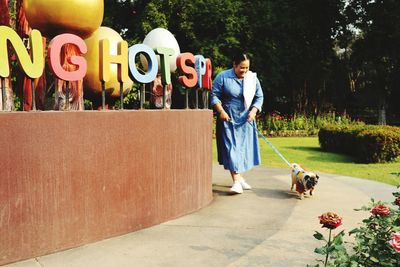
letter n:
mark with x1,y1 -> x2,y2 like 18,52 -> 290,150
0,26 -> 44,78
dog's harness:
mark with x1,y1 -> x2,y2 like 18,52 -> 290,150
294,170 -> 306,188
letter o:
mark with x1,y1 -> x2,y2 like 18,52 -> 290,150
128,44 -> 158,84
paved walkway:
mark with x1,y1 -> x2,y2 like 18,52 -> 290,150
5,165 -> 396,267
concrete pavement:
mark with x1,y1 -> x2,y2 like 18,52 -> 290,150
4,165 -> 397,267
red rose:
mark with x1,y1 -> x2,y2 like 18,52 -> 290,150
389,233 -> 400,253
319,212 -> 343,229
371,205 -> 391,217
394,197 -> 400,207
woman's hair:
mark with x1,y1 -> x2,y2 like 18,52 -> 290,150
233,53 -> 250,65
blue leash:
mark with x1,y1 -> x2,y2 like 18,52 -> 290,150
229,119 -> 292,168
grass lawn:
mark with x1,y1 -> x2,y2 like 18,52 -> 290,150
212,137 -> 400,186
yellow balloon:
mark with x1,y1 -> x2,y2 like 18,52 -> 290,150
84,27 -> 133,98
23,0 -> 104,38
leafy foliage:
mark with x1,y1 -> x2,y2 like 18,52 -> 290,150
309,191 -> 400,266
344,0 -> 400,124
102,0 -> 399,123
319,124 -> 400,163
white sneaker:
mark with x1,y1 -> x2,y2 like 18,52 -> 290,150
230,181 -> 243,194
239,178 -> 252,190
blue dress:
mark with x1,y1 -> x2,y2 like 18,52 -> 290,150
210,68 -> 264,173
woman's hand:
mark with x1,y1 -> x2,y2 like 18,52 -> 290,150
219,110 -> 231,122
247,108 -> 258,122
213,103 -> 230,122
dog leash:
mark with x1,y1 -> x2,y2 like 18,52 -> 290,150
229,119 -> 292,168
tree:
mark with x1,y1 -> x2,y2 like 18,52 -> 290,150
345,0 -> 400,124
243,0 -> 345,115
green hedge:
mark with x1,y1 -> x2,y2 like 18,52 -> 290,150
319,124 -> 400,163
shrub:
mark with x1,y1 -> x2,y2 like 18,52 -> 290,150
356,127 -> 400,163
318,124 -> 365,155
319,124 -> 400,163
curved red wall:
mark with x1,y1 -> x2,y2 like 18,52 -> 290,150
0,110 -> 213,265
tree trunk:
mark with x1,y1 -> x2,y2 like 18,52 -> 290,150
0,0 -> 15,111
16,0 -> 46,111
377,92 -> 386,125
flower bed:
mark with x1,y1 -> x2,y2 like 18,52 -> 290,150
309,188 -> 400,267
257,112 -> 356,137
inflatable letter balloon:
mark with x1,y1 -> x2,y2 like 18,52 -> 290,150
23,0 -> 104,38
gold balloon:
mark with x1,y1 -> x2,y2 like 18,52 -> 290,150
84,27 -> 133,98
23,0 -> 104,38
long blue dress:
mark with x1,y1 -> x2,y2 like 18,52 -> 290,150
210,68 -> 264,173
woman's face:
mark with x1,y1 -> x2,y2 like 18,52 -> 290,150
233,60 -> 250,79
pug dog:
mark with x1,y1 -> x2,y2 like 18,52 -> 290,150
291,163 -> 319,199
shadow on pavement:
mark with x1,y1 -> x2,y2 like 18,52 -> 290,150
252,187 -> 298,200
212,183 -> 300,200
212,184 -> 233,196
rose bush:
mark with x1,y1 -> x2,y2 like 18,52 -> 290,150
309,187 -> 400,267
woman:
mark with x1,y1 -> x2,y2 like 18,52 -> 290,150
211,53 -> 264,194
